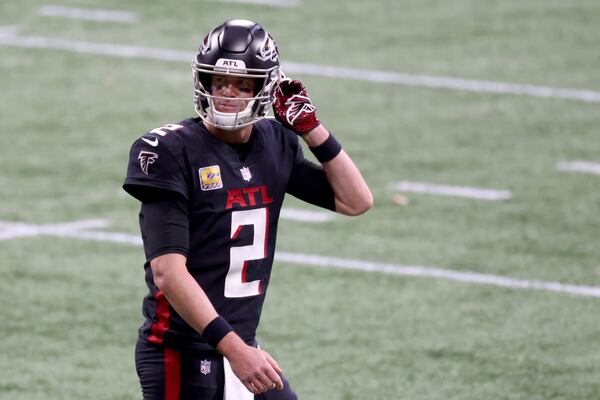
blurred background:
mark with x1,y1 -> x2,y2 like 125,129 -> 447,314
1,1 -> 599,399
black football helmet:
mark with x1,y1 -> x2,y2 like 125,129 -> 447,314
192,19 -> 281,130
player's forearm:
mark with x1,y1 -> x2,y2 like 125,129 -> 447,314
151,253 -> 219,334
303,125 -> 373,216
324,151 -> 373,215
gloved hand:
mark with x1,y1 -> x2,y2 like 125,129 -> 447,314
273,79 -> 320,135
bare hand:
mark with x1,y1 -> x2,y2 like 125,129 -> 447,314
218,333 -> 284,394
227,345 -> 284,394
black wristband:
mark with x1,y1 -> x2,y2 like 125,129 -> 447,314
309,134 -> 342,163
202,316 -> 233,348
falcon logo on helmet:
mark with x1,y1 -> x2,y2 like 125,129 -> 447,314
200,32 -> 212,55
285,94 -> 317,126
138,151 -> 158,175
256,34 -> 279,63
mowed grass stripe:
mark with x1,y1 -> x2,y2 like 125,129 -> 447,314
1,31 -> 599,102
2,219 -> 599,298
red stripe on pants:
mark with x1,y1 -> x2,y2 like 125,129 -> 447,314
164,347 -> 180,400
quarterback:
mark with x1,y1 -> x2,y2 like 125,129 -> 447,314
123,19 -> 372,400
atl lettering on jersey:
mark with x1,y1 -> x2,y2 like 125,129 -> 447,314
226,185 -> 273,209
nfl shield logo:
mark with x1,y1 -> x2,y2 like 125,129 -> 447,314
200,359 -> 211,375
240,166 -> 252,182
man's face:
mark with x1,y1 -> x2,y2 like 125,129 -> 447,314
211,75 -> 256,113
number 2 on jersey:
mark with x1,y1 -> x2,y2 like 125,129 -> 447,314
150,123 -> 183,136
225,208 -> 268,298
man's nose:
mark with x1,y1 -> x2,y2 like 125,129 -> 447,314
222,83 -> 236,96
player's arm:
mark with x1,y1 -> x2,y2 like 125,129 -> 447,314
151,253 -> 217,331
301,124 -> 372,215
151,254 -> 283,392
141,199 -> 283,394
273,79 -> 373,216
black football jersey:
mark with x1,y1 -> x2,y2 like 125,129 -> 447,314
124,117 -> 333,351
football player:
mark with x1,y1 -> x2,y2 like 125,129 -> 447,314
123,19 -> 372,400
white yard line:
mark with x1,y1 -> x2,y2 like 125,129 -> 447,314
282,63 -> 600,102
0,30 -> 599,103
392,181 -> 512,200
0,219 -> 109,240
2,219 -> 599,298
39,5 -> 139,23
0,25 -> 19,36
209,0 -> 299,7
557,161 -> 600,175
0,33 -> 189,60
276,252 -> 600,298
280,208 -> 336,222
58,229 -> 143,246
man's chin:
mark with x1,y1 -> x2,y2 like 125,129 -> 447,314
205,116 -> 241,132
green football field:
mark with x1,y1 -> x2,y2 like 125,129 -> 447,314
2,1 -> 600,399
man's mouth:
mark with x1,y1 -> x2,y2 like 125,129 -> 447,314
215,100 -> 243,112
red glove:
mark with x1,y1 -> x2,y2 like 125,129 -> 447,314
273,79 -> 320,135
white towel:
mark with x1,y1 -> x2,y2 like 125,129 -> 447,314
223,356 -> 253,400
